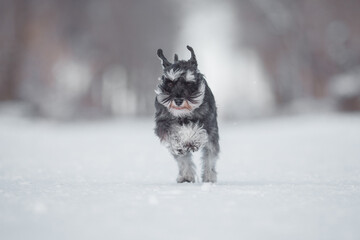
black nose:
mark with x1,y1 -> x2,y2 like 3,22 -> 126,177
174,98 -> 184,106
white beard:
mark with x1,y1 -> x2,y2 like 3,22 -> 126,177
155,81 -> 206,117
168,106 -> 192,117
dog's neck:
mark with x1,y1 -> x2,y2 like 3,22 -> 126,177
177,117 -> 192,125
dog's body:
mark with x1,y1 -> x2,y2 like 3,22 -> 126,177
154,46 -> 219,183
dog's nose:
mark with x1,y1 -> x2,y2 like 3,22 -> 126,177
174,98 -> 184,106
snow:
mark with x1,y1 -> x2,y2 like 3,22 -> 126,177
1,113 -> 360,240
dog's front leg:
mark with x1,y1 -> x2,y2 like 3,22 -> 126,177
201,141 -> 219,183
173,152 -> 196,183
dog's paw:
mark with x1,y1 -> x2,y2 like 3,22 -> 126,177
184,141 -> 201,152
177,175 -> 195,183
202,170 -> 217,183
174,148 -> 186,155
167,140 -> 186,155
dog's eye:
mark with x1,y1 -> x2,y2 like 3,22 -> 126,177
165,79 -> 173,88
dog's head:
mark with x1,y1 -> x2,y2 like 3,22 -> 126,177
155,46 -> 205,117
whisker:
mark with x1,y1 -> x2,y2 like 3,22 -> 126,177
161,95 -> 172,104
188,92 -> 202,104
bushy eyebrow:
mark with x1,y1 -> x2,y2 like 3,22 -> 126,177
164,69 -> 196,82
185,70 -> 196,82
165,69 -> 184,81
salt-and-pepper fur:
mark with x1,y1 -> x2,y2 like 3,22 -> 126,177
154,46 -> 220,183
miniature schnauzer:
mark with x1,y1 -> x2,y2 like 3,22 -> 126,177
154,46 -> 219,183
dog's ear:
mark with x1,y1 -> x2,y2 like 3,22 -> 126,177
157,49 -> 171,69
186,45 -> 197,67
174,54 -> 179,63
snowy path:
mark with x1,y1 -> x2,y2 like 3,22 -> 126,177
1,114 -> 360,240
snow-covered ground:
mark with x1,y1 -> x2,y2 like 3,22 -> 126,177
1,113 -> 360,240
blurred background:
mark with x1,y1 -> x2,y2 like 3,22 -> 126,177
1,0 -> 360,120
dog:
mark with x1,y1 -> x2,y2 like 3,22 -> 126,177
154,46 -> 219,183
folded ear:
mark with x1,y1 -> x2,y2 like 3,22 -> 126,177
174,54 -> 179,63
157,49 -> 171,68
186,45 -> 197,67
